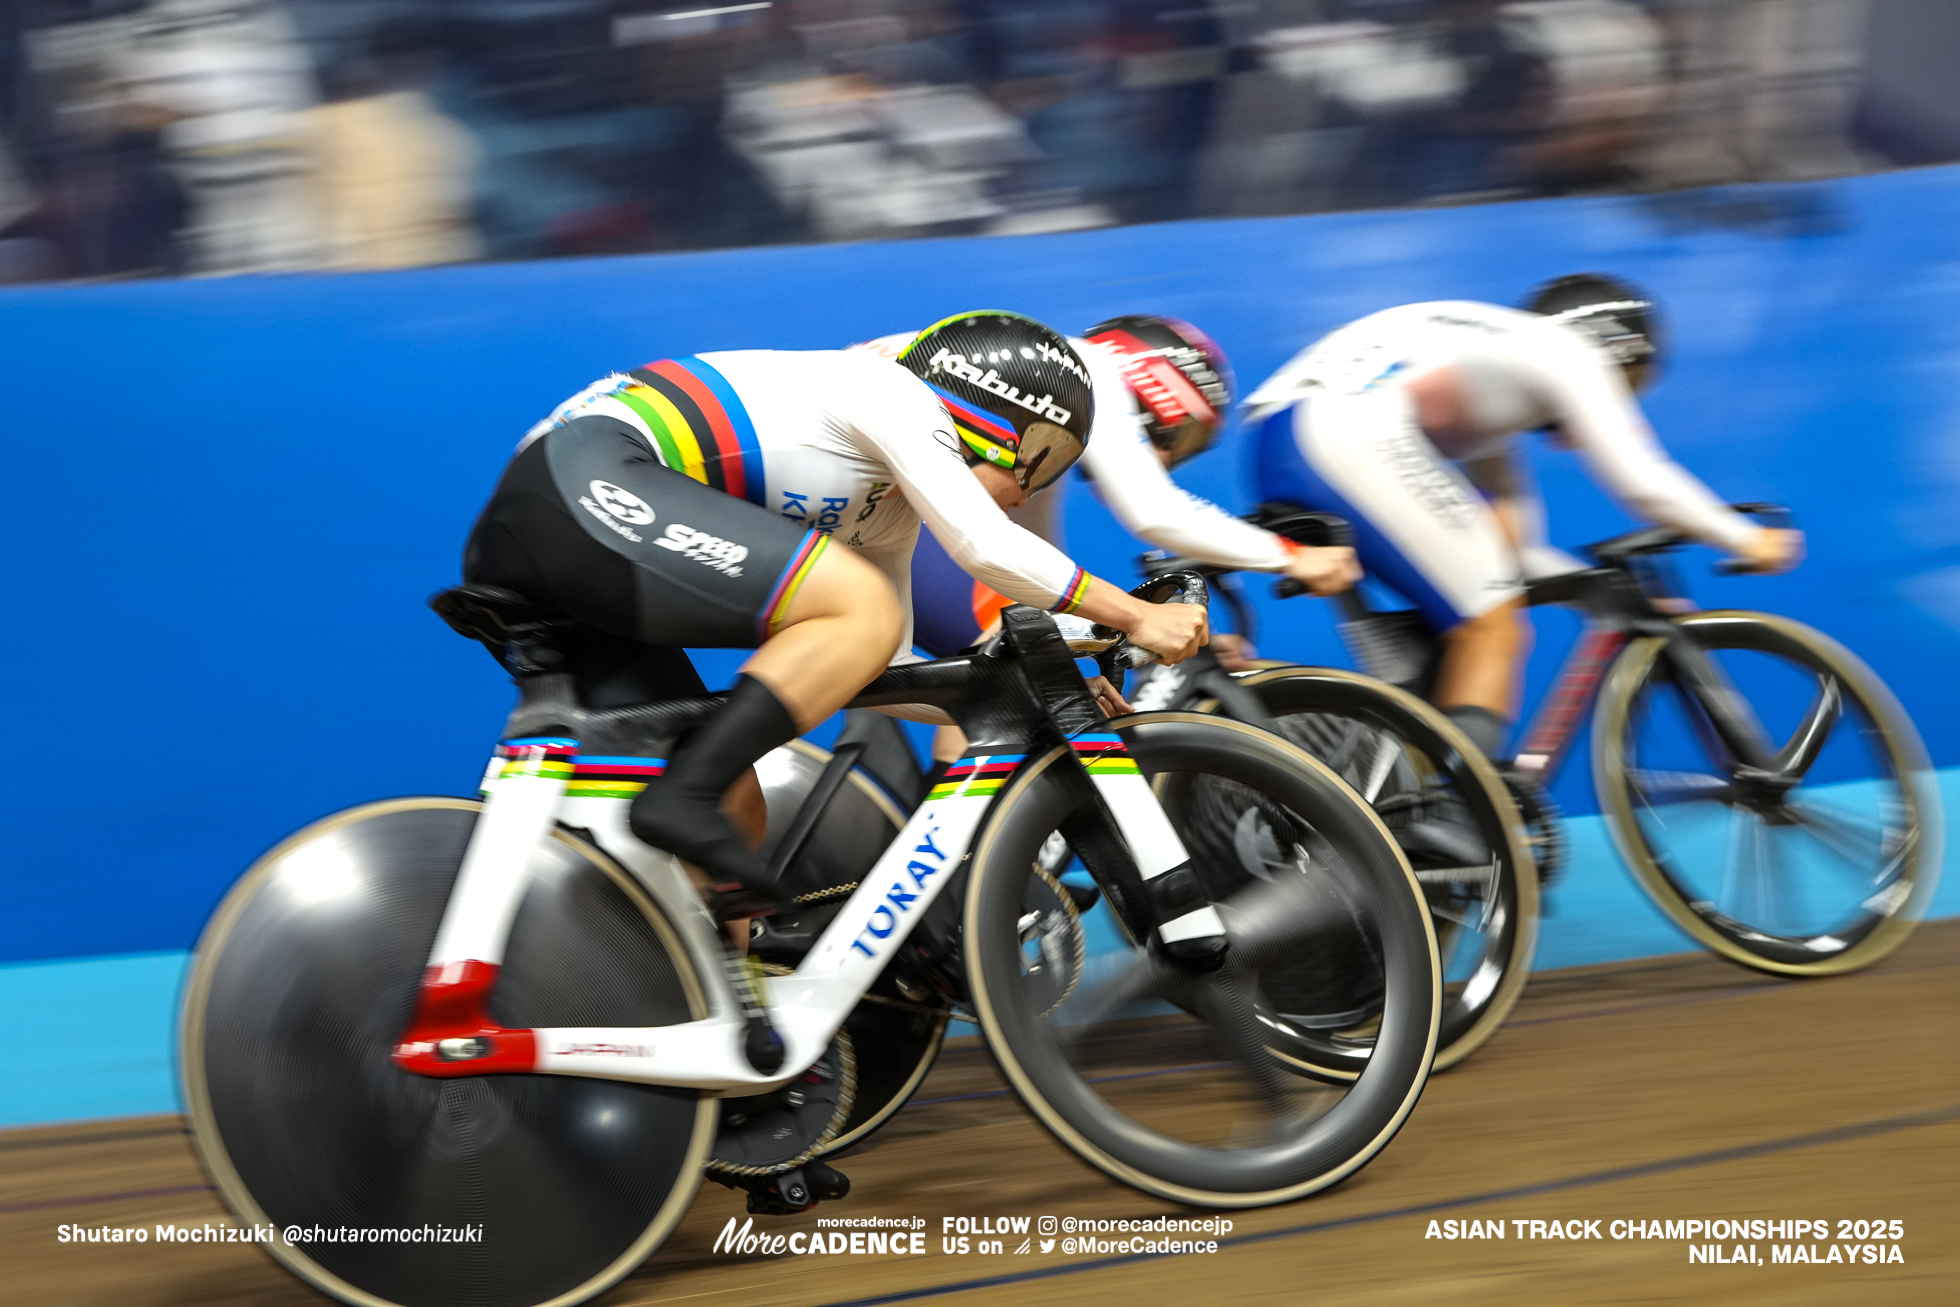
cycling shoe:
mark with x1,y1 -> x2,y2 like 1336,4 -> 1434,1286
630,779 -> 785,918
1393,788 -> 1492,867
627,673 -> 797,919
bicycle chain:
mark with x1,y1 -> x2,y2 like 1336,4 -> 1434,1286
706,961 -> 859,1179
1029,859 -> 1087,1019
790,881 -> 859,906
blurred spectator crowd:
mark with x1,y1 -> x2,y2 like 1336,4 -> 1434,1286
0,0 -> 1951,284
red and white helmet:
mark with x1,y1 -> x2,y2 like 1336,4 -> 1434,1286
1084,315 -> 1234,467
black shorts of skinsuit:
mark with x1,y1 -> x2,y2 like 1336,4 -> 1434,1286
464,415 -> 826,671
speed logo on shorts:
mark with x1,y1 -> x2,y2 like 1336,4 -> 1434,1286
656,523 -> 749,577
589,480 -> 655,525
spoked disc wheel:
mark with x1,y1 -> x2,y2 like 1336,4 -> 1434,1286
1210,668 -> 1536,1073
1595,612 -> 1942,975
181,798 -> 715,1307
965,714 -> 1439,1207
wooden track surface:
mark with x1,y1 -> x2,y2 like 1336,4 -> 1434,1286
6,920 -> 1955,1306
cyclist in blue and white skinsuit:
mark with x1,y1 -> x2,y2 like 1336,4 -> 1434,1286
1248,275 -> 1805,762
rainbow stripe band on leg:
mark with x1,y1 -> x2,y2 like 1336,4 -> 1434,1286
758,530 -> 830,639
927,754 -> 1027,801
1071,732 -> 1141,777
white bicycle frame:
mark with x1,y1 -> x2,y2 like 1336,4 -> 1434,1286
393,730 -> 1213,1095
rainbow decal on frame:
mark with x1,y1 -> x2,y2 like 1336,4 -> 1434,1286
927,754 -> 1026,801
1071,733 -> 1141,777
564,756 -> 667,799
495,737 -> 579,781
480,740 -> 668,799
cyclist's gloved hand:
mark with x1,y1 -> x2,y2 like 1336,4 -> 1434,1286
1121,601 -> 1208,665
1280,545 -> 1362,597
1729,527 -> 1804,575
1210,632 -> 1256,672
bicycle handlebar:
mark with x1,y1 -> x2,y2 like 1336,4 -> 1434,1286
1585,502 -> 1793,567
1092,571 -> 1211,669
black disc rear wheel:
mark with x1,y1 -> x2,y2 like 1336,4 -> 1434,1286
182,798 -> 713,1307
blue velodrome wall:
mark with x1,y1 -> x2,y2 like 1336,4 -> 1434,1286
6,164 -> 1960,1124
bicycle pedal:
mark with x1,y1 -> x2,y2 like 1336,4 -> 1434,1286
1159,934 -> 1228,971
734,1163 -> 849,1216
708,882 -> 784,922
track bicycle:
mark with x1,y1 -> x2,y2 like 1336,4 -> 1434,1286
1113,516 -> 1538,1075
1282,502 -> 1941,975
181,578 -> 1442,1307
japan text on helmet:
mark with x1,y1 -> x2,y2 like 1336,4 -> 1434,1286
1524,273 -> 1663,391
1085,314 -> 1235,467
897,311 -> 1094,492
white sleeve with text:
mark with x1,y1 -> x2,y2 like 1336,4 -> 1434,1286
1515,327 -> 1756,553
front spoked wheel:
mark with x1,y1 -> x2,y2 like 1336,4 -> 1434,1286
182,799 -> 715,1307
1595,612 -> 1942,974
965,714 -> 1439,1207
1225,668 -> 1536,1073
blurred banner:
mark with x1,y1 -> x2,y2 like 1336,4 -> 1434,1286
1,1 -> 1957,284
5,161 -> 1960,964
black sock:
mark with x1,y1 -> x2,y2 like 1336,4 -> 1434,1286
629,674 -> 797,896
1442,705 -> 1509,762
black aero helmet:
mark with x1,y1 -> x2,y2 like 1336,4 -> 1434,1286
1085,314 -> 1234,467
897,311 -> 1094,492
1525,273 -> 1663,391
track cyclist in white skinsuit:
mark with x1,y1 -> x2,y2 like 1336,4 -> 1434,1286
1247,274 -> 1806,766
462,311 -> 1207,918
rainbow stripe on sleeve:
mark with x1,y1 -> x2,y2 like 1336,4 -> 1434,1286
614,357 -> 768,506
926,754 -> 1026,801
1071,733 -> 1141,777
1051,568 -> 1092,614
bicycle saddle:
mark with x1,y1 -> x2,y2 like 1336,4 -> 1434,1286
1245,503 -> 1355,549
430,585 -> 572,645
